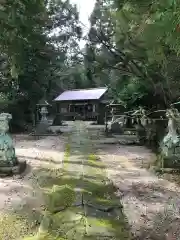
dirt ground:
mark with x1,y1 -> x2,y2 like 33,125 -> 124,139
98,144 -> 180,239
1,122 -> 180,239
0,134 -> 65,239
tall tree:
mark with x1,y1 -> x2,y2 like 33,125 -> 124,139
0,0 -> 83,130
85,0 -> 180,108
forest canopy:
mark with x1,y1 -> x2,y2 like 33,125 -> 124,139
0,0 -> 180,130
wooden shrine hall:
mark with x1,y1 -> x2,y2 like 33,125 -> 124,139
54,87 -> 109,124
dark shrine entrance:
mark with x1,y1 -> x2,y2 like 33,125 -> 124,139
70,103 -> 93,118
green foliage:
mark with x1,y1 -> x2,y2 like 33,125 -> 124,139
0,0 -> 84,131
84,0 -> 180,108
2,0 -> 180,126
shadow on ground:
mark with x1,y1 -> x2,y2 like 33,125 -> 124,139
96,136 -> 180,239
31,165 -> 131,240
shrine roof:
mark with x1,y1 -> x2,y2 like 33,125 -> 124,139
54,87 -> 108,101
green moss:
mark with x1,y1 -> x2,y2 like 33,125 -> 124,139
83,153 -> 130,239
23,233 -> 65,240
46,184 -> 75,212
31,167 -> 62,190
93,197 -> 120,208
86,216 -> 130,239
36,208 -> 86,239
88,154 -> 100,161
63,143 -> 71,170
0,212 -> 36,239
34,168 -> 79,190
88,154 -> 103,167
64,143 -> 70,159
83,182 -> 116,199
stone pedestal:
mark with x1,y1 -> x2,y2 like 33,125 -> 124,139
0,113 -> 26,176
110,116 -> 124,134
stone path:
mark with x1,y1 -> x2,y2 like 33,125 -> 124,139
99,144 -> 180,240
38,121 -> 130,239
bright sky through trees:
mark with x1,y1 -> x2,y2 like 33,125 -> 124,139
70,0 -> 96,47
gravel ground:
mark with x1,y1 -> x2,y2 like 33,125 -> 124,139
2,122 -> 180,240
0,134 -> 65,239
98,144 -> 180,240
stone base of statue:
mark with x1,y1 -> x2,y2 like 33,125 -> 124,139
110,121 -> 124,134
0,159 -> 27,177
109,116 -> 125,134
0,113 -> 26,177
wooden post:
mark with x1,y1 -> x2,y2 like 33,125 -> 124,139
36,106 -> 39,124
96,103 -> 99,124
56,103 -> 59,113
105,107 -> 108,134
32,111 -> 36,128
84,103 -> 86,120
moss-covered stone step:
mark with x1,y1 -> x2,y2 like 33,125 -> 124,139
45,185 -> 76,213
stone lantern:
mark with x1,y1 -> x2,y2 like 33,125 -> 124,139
34,98 -> 52,136
36,99 -> 50,123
